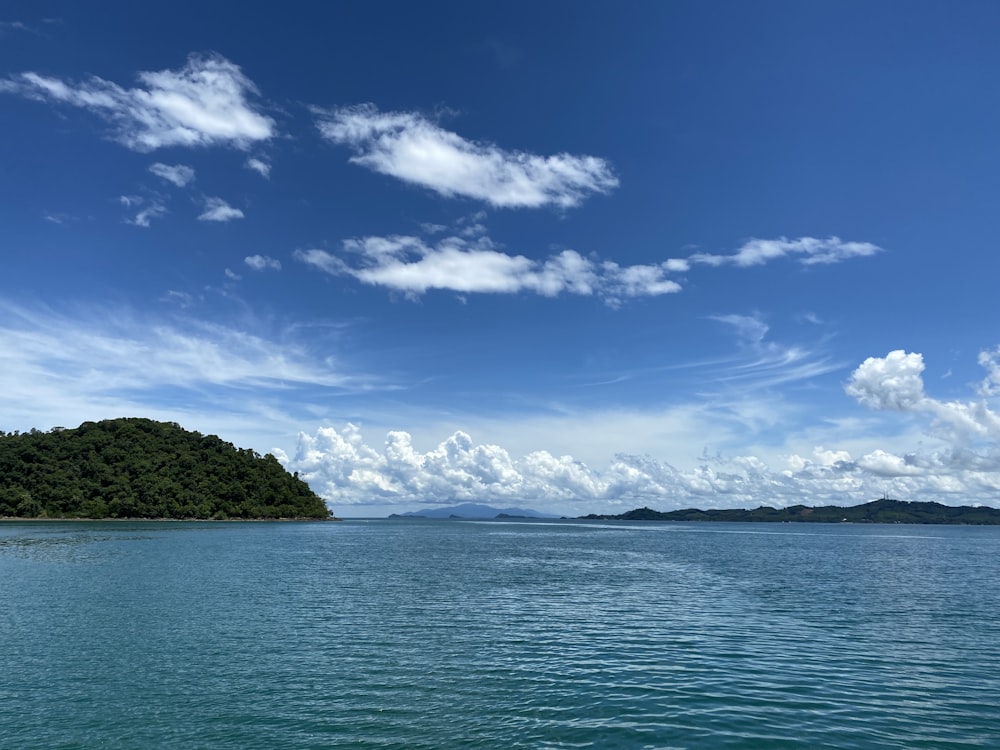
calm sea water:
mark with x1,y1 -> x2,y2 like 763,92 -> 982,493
1,518 -> 998,749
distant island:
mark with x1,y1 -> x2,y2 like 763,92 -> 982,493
389,503 -> 555,520
580,498 -> 1000,525
0,418 -> 330,520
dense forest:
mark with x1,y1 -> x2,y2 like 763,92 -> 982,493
0,418 -> 330,520
581,498 -> 1000,524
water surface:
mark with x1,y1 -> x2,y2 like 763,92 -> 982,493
1,519 -> 997,748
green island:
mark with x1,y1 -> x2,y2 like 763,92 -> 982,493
0,418 -> 330,520
581,498 -> 1000,525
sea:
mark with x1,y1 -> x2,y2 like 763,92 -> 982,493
1,518 -> 998,749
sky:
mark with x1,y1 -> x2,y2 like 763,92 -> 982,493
2,1 -> 1000,517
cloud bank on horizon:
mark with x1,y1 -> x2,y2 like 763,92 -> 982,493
3,4 -> 999,513
277,349 -> 1000,510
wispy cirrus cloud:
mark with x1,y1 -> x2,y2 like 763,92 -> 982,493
198,196 -> 243,222
0,300 -> 349,391
1,53 -> 275,151
314,103 -> 618,208
0,20 -> 30,33
0,299 -> 384,448
705,312 -> 843,392
149,162 -> 195,187
295,225 -> 880,306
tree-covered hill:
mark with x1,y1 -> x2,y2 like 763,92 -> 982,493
0,418 -> 330,520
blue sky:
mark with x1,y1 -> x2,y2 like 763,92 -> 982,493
3,1 -> 1000,516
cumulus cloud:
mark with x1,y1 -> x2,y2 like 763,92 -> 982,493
1,53 -> 275,151
846,350 -> 927,411
295,232 -> 681,304
280,424 -> 611,504
244,254 -> 281,271
149,162 -> 195,187
315,104 -> 618,208
198,197 -> 243,222
277,348 -> 1000,512
271,422 -> 940,511
846,349 -> 1000,443
856,449 -> 923,477
691,236 -> 882,267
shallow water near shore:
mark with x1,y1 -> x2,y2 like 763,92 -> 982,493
2,518 -> 998,749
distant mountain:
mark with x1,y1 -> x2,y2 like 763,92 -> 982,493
389,503 -> 555,519
580,498 -> 1000,525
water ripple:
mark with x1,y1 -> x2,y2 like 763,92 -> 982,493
1,520 -> 999,748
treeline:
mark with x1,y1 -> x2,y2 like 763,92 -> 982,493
581,498 -> 1000,524
0,418 -> 330,520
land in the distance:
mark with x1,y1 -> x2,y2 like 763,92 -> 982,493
0,418 -> 330,520
389,503 -> 556,519
580,498 -> 1000,525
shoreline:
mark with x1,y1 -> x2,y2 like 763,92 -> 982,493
0,516 -> 340,523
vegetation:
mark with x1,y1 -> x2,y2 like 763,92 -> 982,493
0,418 -> 330,520
581,498 -> 1000,524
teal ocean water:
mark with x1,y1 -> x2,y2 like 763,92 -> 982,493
1,519 -> 998,749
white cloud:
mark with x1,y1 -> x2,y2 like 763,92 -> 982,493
846,350 -> 927,411
276,347 -> 1000,514
281,413 -> 1000,514
978,347 -> 1000,397
296,226 -> 880,306
846,349 -> 1000,445
270,423 -> 855,511
149,162 -> 195,187
856,449 -> 923,477
244,254 -> 281,271
199,197 -> 243,222
245,157 -> 270,178
296,232 -> 681,304
710,313 -> 770,345
2,53 -> 275,151
600,261 -> 681,307
0,300 -> 388,452
691,236 -> 882,267
119,195 -> 167,227
129,205 -> 167,228
0,301 -> 349,391
315,104 -> 618,208
280,424 -> 612,504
